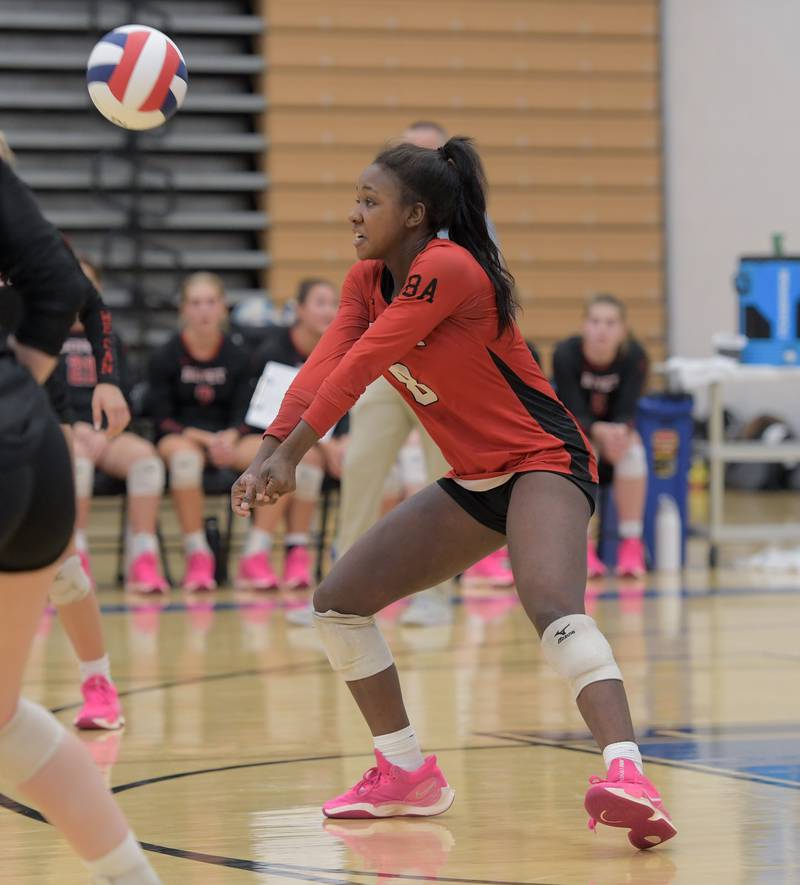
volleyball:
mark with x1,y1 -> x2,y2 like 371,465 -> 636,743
86,25 -> 188,131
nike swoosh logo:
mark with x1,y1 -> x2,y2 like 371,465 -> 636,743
409,781 -> 438,802
600,810 -> 622,824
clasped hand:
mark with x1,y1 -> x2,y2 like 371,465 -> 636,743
231,451 -> 296,516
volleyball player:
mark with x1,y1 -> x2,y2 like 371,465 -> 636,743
232,138 -> 676,849
148,272 -> 270,591
0,157 -> 159,882
553,295 -> 650,578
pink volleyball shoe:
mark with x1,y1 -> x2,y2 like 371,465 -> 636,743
235,552 -> 280,591
182,550 -> 217,593
461,549 -> 514,587
587,540 -> 608,578
616,538 -> 647,578
585,758 -> 677,849
74,675 -> 125,731
323,750 -> 455,819
125,552 -> 169,594
283,545 -> 312,590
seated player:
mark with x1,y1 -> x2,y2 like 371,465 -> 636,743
148,271 -> 273,592
553,294 -> 649,578
241,277 -> 340,589
65,259 -> 169,595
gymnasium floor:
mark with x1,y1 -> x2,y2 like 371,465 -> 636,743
4,492 -> 800,884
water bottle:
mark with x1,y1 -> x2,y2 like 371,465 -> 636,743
655,494 -> 682,572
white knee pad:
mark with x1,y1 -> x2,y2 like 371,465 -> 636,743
127,455 -> 165,496
313,609 -> 394,682
75,456 -> 95,498
0,698 -> 66,789
50,554 -> 91,606
541,614 -> 622,699
382,461 -> 404,498
294,462 -> 323,502
616,440 -> 647,479
169,450 -> 203,490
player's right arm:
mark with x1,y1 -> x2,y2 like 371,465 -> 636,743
147,339 -> 184,437
262,265 -> 372,442
231,265 -> 370,516
552,338 -> 594,432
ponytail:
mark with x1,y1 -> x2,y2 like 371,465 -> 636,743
374,136 -> 519,336
438,138 -> 518,336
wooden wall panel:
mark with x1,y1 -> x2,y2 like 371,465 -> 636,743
263,0 -> 665,373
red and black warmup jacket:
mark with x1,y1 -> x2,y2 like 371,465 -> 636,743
267,238 -> 597,487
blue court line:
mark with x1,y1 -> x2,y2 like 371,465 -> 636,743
89,581 -> 800,616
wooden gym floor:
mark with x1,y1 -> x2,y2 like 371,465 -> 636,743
3,491 -> 800,884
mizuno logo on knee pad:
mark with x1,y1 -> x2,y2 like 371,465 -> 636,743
555,624 -> 576,644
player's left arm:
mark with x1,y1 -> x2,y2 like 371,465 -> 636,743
301,250 -> 472,438
81,290 -> 130,435
248,251 -> 472,507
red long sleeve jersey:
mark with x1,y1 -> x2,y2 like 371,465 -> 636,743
267,239 -> 597,486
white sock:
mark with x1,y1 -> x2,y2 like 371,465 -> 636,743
285,532 -> 309,548
619,520 -> 643,539
85,831 -> 160,884
80,654 -> 111,683
243,529 -> 272,557
184,531 -> 210,556
373,725 -> 425,772
603,741 -> 643,773
128,533 -> 158,560
75,530 -> 89,552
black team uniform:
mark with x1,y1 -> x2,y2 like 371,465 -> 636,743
552,335 -> 648,433
0,159 -> 96,571
147,332 -> 252,441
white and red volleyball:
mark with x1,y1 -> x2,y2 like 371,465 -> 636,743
86,25 -> 188,130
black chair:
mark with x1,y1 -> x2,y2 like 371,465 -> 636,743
314,473 -> 341,583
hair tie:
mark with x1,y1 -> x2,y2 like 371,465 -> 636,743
437,146 -> 455,167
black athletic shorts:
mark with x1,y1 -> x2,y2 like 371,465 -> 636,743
438,470 -> 597,536
44,371 -> 76,425
0,400 -> 75,572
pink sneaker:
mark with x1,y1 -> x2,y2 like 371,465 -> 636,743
585,758 -> 677,849
182,550 -> 217,593
587,540 -> 607,578
236,552 -> 280,591
78,550 -> 96,591
616,538 -> 647,578
461,548 -> 514,587
73,675 -> 125,730
126,552 -> 169,594
283,545 -> 312,590
323,750 -> 455,819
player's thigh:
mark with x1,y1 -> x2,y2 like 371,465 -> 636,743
0,565 -> 57,724
232,432 -> 262,470
506,472 -> 593,634
71,422 -> 109,462
97,432 -> 157,479
157,433 -> 203,462
314,482 -> 502,616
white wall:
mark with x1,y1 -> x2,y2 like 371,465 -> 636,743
664,0 -> 800,421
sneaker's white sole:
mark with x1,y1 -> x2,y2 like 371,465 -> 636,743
323,787 -> 455,819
